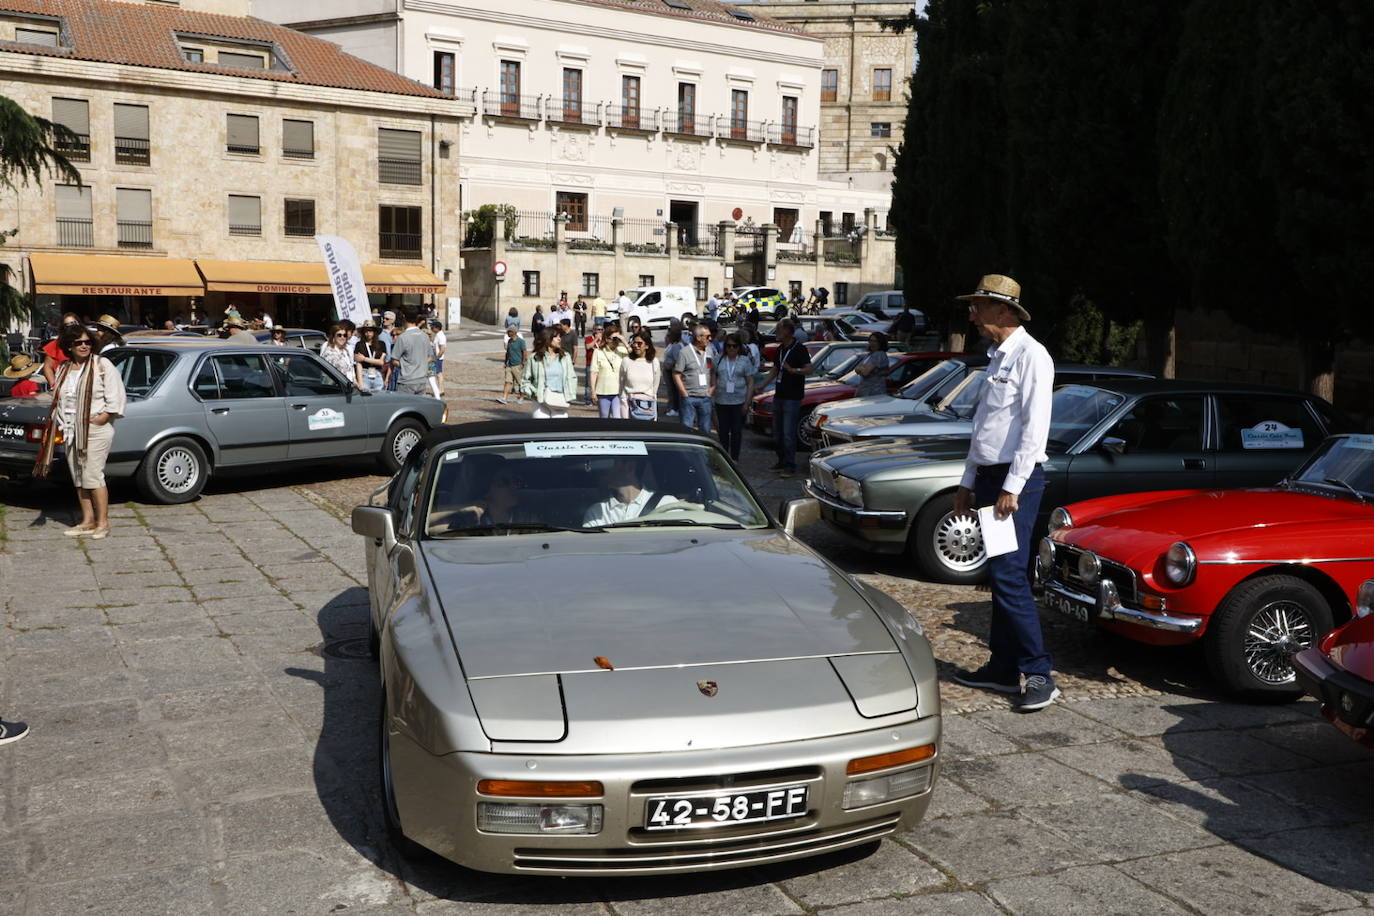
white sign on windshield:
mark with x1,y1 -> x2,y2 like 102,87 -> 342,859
523,440 -> 649,458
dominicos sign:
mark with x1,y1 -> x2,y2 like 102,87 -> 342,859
316,235 -> 370,325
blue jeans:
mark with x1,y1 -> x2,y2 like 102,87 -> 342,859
716,402 -> 745,459
597,394 -> 620,418
773,397 -> 802,470
361,369 -> 383,392
973,464 -> 1051,679
682,396 -> 713,433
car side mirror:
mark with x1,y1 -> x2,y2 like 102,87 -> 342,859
1101,436 -> 1127,455
352,505 -> 397,550
780,497 -> 820,536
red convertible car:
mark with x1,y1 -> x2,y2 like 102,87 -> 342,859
1295,581 -> 1374,749
1038,434 -> 1374,701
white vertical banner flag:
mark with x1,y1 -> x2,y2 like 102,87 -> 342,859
316,235 -> 370,325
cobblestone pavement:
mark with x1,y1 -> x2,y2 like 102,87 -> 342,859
1,333 -> 1371,914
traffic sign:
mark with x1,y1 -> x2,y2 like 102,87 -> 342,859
493,261 -> 508,277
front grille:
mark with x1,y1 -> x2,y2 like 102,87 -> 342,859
810,464 -> 838,496
512,814 -> 899,872
631,766 -> 820,796
1052,545 -> 1138,603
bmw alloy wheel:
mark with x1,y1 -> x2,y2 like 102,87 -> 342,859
156,445 -> 200,494
392,427 -> 422,464
934,510 -> 985,572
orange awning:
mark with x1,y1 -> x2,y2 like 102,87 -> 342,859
196,260 -> 447,295
29,253 -> 204,296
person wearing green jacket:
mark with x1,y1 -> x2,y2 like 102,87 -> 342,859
522,328 -> 578,418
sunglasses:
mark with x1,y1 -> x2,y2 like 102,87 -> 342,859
72,339 -> 93,346
333,332 -> 347,338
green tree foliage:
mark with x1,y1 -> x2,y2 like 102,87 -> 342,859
463,204 -> 519,246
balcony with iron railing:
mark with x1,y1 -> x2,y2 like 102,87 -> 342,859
720,118 -> 767,144
226,141 -> 260,155
282,145 -> 314,160
768,124 -> 815,149
606,105 -> 652,132
284,222 -> 315,238
545,97 -> 600,128
117,220 -> 153,249
56,218 -> 93,248
56,133 -> 91,162
114,136 -> 150,166
664,110 -> 710,139
229,223 -> 262,237
380,232 -> 422,259
484,92 -> 542,121
378,157 -> 423,185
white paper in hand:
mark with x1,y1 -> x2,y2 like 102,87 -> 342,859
977,506 -> 1018,558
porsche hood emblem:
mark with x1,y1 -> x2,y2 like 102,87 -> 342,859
697,680 -> 719,697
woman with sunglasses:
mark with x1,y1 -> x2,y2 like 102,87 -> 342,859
40,312 -> 84,389
37,324 -> 126,538
712,333 -> 756,459
321,323 -> 356,385
590,323 -> 628,418
619,331 -> 661,421
354,322 -> 388,391
521,328 -> 577,418
268,327 -> 289,347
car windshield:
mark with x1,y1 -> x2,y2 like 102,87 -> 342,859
931,369 -> 987,418
1291,435 -> 1374,498
1047,385 -> 1126,449
824,353 -> 864,379
423,439 -> 770,537
105,348 -> 177,398
897,359 -> 963,400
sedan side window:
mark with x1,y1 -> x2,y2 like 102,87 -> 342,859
1215,395 -> 1323,452
1106,396 -> 1205,452
275,353 -> 346,397
193,360 -> 221,400
211,354 -> 276,399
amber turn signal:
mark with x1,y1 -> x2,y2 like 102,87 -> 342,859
476,779 -> 604,798
846,744 -> 935,776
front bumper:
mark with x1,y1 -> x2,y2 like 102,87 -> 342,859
804,482 -> 908,553
1293,648 -> 1374,749
1040,579 -> 1204,634
389,716 -> 941,875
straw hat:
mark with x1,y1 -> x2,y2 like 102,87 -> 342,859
3,354 -> 41,379
223,314 -> 248,329
957,274 -> 1030,321
94,314 -> 124,336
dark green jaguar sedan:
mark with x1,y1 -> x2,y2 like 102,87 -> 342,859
806,380 -> 1353,583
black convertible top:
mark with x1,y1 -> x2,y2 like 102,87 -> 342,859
418,418 -> 718,451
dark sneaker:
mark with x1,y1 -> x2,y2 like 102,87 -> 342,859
951,666 -> 1020,694
0,718 -> 29,746
1018,675 -> 1061,712
778,467 -> 795,478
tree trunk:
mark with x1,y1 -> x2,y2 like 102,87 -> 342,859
1144,307 -> 1176,378
1300,337 -> 1336,403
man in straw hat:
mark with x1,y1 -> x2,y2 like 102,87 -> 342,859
92,315 -> 124,353
221,314 -> 257,345
3,353 -> 43,397
949,274 -> 1060,712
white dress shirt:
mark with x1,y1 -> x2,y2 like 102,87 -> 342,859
582,488 -> 678,526
960,326 -> 1053,496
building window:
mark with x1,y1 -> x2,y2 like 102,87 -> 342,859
219,51 -> 266,70
841,212 -> 856,233
378,128 -> 422,185
226,114 -> 259,155
694,277 -> 709,302
621,75 -> 641,129
51,98 -> 90,162
820,210 -> 833,236
773,208 -> 799,241
434,51 -> 455,96
677,82 -> 696,133
789,280 -> 803,300
15,27 -> 59,47
228,195 -> 261,236
116,187 -> 152,248
873,68 -> 892,102
820,69 -> 838,102
834,281 -> 849,305
638,275 -> 655,288
556,191 -> 588,232
500,60 -> 521,116
113,103 -> 150,166
282,119 -> 314,159
870,122 -> 892,138
562,68 -> 583,122
730,89 -> 748,140
55,184 -> 93,248
581,272 -> 599,297
523,270 -> 540,297
379,205 -> 423,258
780,96 -> 798,146
284,199 -> 315,237
183,47 -> 204,62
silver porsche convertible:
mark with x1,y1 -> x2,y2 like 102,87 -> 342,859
351,418 -> 941,875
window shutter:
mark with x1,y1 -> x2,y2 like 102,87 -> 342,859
113,103 -> 149,139
282,119 -> 313,153
378,128 -> 421,161
226,114 -> 259,149
52,98 -> 89,134
56,185 -> 92,220
228,195 -> 261,228
219,51 -> 266,70
117,188 -> 152,222
15,27 -> 58,47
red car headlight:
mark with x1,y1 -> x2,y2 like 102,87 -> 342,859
1357,578 -> 1374,619
1163,542 -> 1196,587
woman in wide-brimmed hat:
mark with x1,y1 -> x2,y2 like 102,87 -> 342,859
3,354 -> 43,397
36,323 -> 127,539
91,314 -> 125,353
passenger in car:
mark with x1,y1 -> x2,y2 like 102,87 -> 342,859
582,456 -> 678,526
430,455 -> 531,533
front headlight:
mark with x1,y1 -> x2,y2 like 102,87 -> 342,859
1163,542 -> 1196,586
835,475 -> 863,506
1038,538 -> 1056,573
1077,550 -> 1101,586
814,413 -> 828,428
477,803 -> 603,835
1356,579 -> 1374,618
1048,507 -> 1072,533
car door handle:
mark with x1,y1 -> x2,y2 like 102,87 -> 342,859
291,403 -> 309,410
1182,458 -> 1206,470
210,407 -> 230,415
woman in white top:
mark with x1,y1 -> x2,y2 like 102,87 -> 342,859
619,331 -> 662,421
321,324 -> 356,384
39,324 -> 127,538
590,323 -> 629,418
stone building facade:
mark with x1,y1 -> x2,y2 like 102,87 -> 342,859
0,0 -> 467,328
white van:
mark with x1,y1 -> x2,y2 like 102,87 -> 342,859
609,287 -> 698,328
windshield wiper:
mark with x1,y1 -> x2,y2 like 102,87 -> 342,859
432,522 -> 593,537
1322,476 -> 1368,503
599,518 -> 744,529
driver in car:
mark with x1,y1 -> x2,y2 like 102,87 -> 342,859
582,456 -> 678,526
